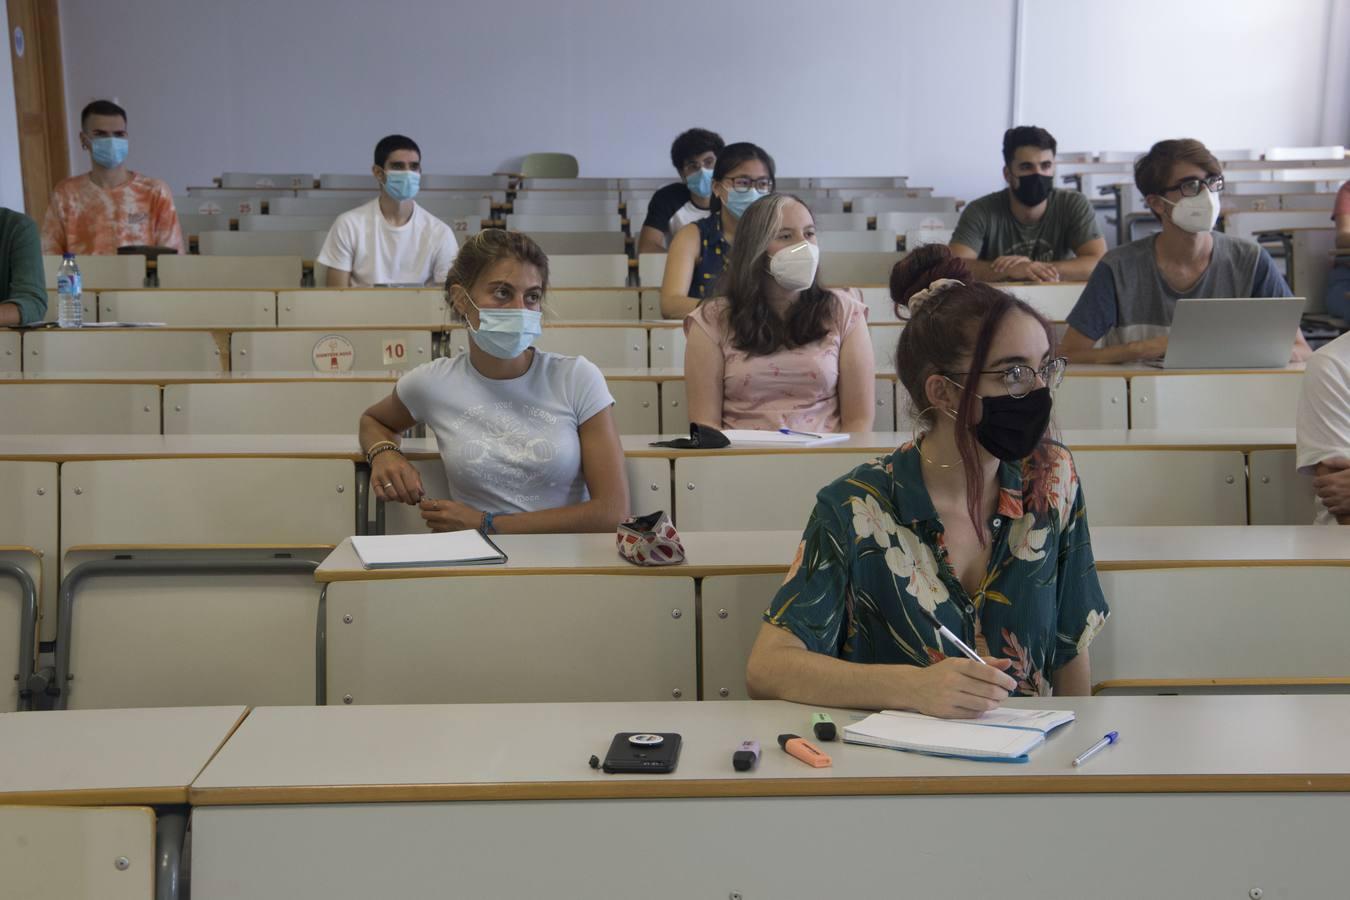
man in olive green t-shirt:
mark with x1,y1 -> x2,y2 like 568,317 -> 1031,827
1,207 -> 48,325
950,126 -> 1106,284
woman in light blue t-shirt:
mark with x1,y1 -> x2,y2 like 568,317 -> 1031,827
358,230 -> 630,535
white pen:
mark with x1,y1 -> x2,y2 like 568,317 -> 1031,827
916,605 -> 987,666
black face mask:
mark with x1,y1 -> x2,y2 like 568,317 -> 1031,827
975,387 -> 1053,461
1011,173 -> 1053,207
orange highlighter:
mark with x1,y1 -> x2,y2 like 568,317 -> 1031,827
778,733 -> 832,768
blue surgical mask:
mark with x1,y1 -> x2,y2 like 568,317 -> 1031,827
90,136 -> 129,169
685,166 -> 713,199
464,294 -> 542,359
383,170 -> 420,202
723,187 -> 765,219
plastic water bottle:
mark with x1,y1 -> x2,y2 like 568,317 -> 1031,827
56,253 -> 83,328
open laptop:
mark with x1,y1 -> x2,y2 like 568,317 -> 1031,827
1147,296 -> 1306,368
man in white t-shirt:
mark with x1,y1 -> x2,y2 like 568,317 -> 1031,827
1296,331 -> 1350,524
318,134 -> 458,287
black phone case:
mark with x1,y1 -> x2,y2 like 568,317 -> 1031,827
601,732 -> 682,774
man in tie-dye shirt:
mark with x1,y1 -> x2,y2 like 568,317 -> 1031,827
42,99 -> 183,256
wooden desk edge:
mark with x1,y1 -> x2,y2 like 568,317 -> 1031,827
0,786 -> 188,807
188,772 -> 1350,806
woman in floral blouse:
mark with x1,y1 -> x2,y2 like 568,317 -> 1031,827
746,244 -> 1109,718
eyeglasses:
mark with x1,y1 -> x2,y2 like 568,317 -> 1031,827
947,357 -> 1067,398
1161,174 -> 1224,197
723,176 -> 775,194
679,158 -> 714,176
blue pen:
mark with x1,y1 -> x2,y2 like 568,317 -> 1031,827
779,428 -> 824,439
1071,731 -> 1119,767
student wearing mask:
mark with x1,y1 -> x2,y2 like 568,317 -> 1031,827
746,245 -> 1108,716
42,100 -> 183,255
950,126 -> 1104,284
358,230 -> 628,534
684,194 -> 875,433
636,128 -> 724,254
0,208 -> 46,326
1062,139 -> 1312,364
319,134 -> 458,287
660,142 -> 775,319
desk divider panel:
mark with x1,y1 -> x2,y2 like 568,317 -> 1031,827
231,329 -> 433,373
276,290 -> 450,328
606,381 -> 661,434
546,290 -> 641,320
673,452 -> 882,530
0,329 -> 19,374
701,573 -> 788,700
23,330 -> 225,374
156,255 -> 304,290
446,326 -> 649,368
0,383 -> 161,435
99,290 -> 277,328
1091,565 -> 1350,684
324,574 -> 696,704
1071,449 -> 1249,525
163,381 -> 394,435
1131,374 -> 1304,430
0,806 -> 155,900
1248,449 -> 1319,525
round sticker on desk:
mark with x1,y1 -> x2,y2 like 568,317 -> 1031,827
312,334 -> 355,372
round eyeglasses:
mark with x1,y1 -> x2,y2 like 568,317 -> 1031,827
947,357 -> 1067,398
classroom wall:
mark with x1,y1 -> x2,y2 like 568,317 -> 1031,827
53,0 -> 1350,204
0,4 -> 24,210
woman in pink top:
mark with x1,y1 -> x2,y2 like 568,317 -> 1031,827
684,193 -> 875,433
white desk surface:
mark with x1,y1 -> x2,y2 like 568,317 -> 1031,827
190,696 -> 1350,806
0,433 -> 366,460
317,526 -> 1349,582
622,429 -> 1296,456
0,705 -> 248,805
317,530 -> 802,581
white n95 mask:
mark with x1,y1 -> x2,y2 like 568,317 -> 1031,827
1161,189 -> 1220,234
768,240 -> 820,291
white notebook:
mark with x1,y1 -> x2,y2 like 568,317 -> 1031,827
351,530 -> 507,569
722,429 -> 850,446
843,707 -> 1075,762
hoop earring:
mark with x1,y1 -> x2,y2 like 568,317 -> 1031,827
912,406 -> 962,469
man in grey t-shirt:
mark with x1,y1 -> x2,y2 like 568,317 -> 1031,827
950,125 -> 1105,284
1062,138 -> 1311,364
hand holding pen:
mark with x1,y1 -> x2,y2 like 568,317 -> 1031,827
911,605 -> 1017,718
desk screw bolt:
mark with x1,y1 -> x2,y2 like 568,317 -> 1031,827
671,688 -> 682,698
343,694 -> 353,704
670,609 -> 682,619
114,857 -> 130,871
342,615 -> 353,624
730,893 -> 742,900
1249,890 -> 1263,900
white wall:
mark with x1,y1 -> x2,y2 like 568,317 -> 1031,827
56,0 -> 1350,202
0,4 -> 25,211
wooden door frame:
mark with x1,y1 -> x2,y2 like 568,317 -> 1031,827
7,0 -> 68,222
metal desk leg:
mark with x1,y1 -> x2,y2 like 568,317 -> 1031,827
156,808 -> 188,900
0,562 -> 38,711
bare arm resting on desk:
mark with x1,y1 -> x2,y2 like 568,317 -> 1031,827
360,390 -> 425,505
325,267 -> 354,287
745,621 -> 1017,719
950,241 -> 1063,284
660,222 -> 703,319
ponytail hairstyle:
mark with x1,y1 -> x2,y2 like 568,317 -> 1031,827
889,244 -> 1056,544
445,229 -> 550,320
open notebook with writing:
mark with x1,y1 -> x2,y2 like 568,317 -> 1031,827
843,707 -> 1075,762
351,530 -> 507,569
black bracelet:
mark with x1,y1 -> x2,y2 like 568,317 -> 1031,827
368,445 -> 404,464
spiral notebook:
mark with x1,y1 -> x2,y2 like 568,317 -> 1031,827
842,707 -> 1075,762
